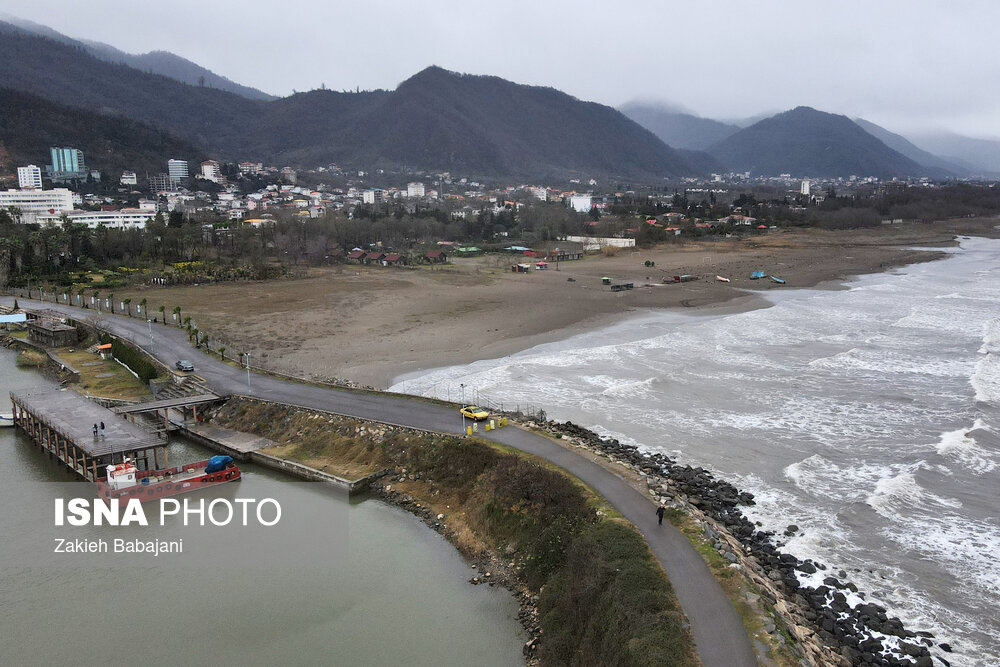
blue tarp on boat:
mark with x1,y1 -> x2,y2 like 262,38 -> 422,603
750,271 -> 766,279
205,455 -> 234,473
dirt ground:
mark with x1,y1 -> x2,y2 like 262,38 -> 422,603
116,218 -> 1000,388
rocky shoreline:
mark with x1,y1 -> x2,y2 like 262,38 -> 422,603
538,419 -> 952,667
368,481 -> 543,664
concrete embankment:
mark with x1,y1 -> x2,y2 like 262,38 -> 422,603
172,413 -> 389,496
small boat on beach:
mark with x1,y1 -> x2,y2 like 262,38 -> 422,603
0,413 -> 13,428
716,275 -> 730,283
769,275 -> 786,284
750,271 -> 766,280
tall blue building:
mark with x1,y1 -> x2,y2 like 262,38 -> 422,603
46,147 -> 87,181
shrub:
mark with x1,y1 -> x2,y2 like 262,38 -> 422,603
539,522 -> 697,667
110,339 -> 158,382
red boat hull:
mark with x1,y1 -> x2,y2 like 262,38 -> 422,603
95,458 -> 241,502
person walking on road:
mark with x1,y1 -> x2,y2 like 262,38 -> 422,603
656,505 -> 665,525
99,421 -> 105,438
93,423 -> 98,438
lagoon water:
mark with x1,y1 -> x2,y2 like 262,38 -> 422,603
394,236 -> 1000,666
0,349 -> 523,665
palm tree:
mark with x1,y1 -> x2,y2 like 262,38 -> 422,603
139,298 -> 147,318
107,293 -> 115,314
158,305 -> 165,324
218,346 -> 226,361
173,306 -> 181,327
123,298 -> 132,317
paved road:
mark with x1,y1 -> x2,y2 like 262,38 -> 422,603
8,297 -> 757,667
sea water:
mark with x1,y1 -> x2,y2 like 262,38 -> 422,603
394,236 -> 1000,666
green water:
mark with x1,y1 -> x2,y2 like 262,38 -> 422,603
0,347 -> 524,666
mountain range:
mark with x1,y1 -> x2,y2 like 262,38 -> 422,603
0,15 -> 994,181
0,13 -> 275,101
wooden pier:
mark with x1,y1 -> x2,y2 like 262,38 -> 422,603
9,388 -> 167,482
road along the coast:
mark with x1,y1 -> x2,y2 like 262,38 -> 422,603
5,298 -> 756,667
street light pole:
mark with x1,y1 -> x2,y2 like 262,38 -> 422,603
147,319 -> 153,347
244,352 -> 252,395
460,383 -> 466,433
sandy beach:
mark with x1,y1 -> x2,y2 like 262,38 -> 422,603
116,218 -> 1000,388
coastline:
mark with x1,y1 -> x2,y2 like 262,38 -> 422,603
105,218 -> 999,390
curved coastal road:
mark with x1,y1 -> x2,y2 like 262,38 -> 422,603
7,297 -> 756,667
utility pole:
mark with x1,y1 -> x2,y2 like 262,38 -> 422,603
244,352 -> 252,395
147,319 -> 153,347
460,383 -> 466,433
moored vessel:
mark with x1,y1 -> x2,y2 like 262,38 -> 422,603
95,455 -> 241,502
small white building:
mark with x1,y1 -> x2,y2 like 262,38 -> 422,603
17,165 -> 42,190
406,182 -> 425,198
567,194 -> 592,213
362,189 -> 383,205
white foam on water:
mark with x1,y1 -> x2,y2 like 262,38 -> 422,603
934,420 -> 998,474
865,467 -> 963,519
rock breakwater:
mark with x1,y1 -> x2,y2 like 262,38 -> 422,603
537,420 -> 950,667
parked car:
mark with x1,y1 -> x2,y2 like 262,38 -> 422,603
460,405 -> 489,421
175,360 -> 195,372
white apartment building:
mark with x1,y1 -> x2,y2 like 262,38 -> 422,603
801,179 -> 811,196
0,188 -> 75,221
37,209 -> 153,229
527,186 -> 547,201
200,160 -> 221,183
17,165 -> 43,189
406,182 -> 425,198
362,189 -> 383,204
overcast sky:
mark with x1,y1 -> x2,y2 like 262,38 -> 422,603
3,1 -> 997,138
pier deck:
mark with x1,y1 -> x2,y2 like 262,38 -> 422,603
9,388 -> 167,481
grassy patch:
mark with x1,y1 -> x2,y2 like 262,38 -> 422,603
59,349 -> 152,401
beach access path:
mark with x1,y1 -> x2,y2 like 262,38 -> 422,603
5,297 -> 756,667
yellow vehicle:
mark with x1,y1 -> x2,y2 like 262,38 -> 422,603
460,405 -> 489,421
